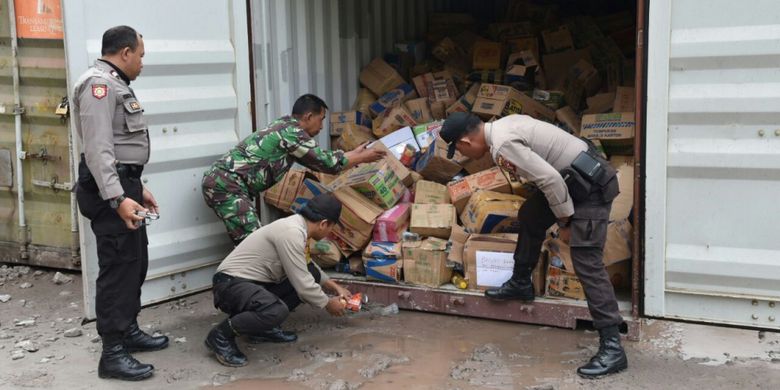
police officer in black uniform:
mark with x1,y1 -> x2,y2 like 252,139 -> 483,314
73,25 -> 167,381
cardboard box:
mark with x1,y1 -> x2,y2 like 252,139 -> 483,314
410,204 -> 456,239
584,92 -> 616,114
447,166 -> 512,214
446,82 -> 481,115
374,105 -> 417,138
363,242 -> 403,283
472,84 -> 555,122
507,36 -> 540,63
555,106 -> 582,135
369,83 -> 417,117
404,98 -> 433,124
542,26 -> 575,53
331,186 -> 384,250
542,48 -> 592,91
462,233 -> 543,295
430,101 -> 447,120
414,180 -> 450,204
373,203 -> 411,243
487,21 -> 534,44
613,86 -> 635,112
369,143 -> 413,187
360,58 -> 407,97
580,112 -> 635,148
472,41 -> 502,70
546,265 -> 585,300
460,190 -> 526,234
290,178 -> 330,213
411,121 -> 443,150
394,41 -> 426,65
429,79 -> 457,105
377,126 -> 420,161
432,37 -> 465,64
610,161 -> 634,221
309,239 -> 342,269
352,88 -> 377,116
461,152 -> 496,174
330,160 -> 405,209
532,89 -> 565,111
402,237 -> 452,287
330,111 -> 372,136
545,219 -> 632,272
564,60 -> 602,111
447,224 -> 470,267
505,51 -> 538,92
414,137 -> 464,184
338,124 -> 376,152
264,168 -> 309,211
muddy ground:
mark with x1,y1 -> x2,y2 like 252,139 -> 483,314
1,264 -> 779,389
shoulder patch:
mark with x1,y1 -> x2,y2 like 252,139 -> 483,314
92,84 -> 108,99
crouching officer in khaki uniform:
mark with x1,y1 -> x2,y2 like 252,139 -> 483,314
440,112 -> 627,378
205,193 -> 351,367
73,26 -> 168,381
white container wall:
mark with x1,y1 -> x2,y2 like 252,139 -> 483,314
645,0 -> 780,329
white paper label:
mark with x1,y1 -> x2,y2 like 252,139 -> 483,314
475,250 -> 514,287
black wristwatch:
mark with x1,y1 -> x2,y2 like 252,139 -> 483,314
109,194 -> 127,209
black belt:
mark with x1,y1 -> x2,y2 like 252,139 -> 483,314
116,163 -> 143,179
213,272 -> 235,285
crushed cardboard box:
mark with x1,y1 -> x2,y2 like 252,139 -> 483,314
405,97 -> 433,124
410,203 -> 456,239
462,233 -> 544,296
402,237 -> 452,287
264,168 -> 311,211
447,224 -> 470,267
460,190 -> 526,234
542,25 -> 575,53
338,124 -> 376,152
330,186 -> 384,252
473,83 -> 555,122
472,40 -> 503,70
412,121 -> 443,150
374,105 -> 418,138
613,86 -> 635,113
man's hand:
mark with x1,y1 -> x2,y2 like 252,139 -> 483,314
344,142 -> 386,167
117,197 -> 147,230
557,225 -> 571,244
323,280 -> 351,299
142,186 -> 159,214
325,296 -> 347,317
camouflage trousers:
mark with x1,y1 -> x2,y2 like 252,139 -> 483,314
201,167 -> 261,244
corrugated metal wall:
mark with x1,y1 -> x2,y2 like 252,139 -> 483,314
645,0 -> 780,329
0,3 -> 75,268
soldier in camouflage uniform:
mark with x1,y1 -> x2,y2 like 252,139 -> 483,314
202,94 -> 384,244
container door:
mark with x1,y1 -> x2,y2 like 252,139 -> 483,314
62,0 -> 252,319
645,0 -> 780,329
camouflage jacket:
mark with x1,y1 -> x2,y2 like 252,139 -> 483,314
211,116 -> 346,195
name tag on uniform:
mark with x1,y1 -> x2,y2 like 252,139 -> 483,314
130,101 -> 140,111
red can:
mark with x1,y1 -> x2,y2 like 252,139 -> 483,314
345,292 -> 363,312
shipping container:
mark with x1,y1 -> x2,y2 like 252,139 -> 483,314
0,0 -> 776,334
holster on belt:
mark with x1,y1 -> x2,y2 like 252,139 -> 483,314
562,145 -> 619,203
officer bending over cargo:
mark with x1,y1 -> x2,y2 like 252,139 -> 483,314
440,112 -> 627,378
201,94 -> 384,245
205,193 -> 351,367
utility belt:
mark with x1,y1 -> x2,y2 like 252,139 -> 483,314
76,153 -> 144,193
560,139 -> 619,203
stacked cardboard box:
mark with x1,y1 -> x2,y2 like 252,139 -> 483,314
264,5 -> 635,298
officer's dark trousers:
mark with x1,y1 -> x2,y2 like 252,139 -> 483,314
212,263 -> 322,335
76,160 -> 148,338
513,179 -> 623,329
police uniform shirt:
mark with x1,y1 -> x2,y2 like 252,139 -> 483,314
72,59 -> 149,200
485,114 -> 588,219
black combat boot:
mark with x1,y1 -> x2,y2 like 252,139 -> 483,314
98,334 -> 155,381
247,327 -> 298,344
577,325 -> 628,378
205,319 -> 248,367
484,277 -> 535,301
123,321 -> 169,352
